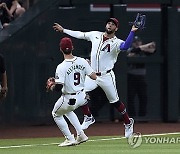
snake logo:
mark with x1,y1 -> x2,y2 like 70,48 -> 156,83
128,132 -> 142,148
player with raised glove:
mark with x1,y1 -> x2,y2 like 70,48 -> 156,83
130,13 -> 146,30
53,14 -> 147,138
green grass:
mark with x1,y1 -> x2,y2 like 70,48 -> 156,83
0,134 -> 179,154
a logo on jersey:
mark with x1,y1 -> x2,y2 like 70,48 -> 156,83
55,73 -> 59,79
101,44 -> 110,52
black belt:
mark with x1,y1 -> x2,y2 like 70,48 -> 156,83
65,89 -> 84,95
96,69 -> 111,76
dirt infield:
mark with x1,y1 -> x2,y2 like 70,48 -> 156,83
0,121 -> 180,139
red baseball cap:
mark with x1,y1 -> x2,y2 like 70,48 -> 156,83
106,18 -> 119,27
60,37 -> 73,51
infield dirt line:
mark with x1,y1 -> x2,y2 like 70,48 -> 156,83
0,132 -> 179,149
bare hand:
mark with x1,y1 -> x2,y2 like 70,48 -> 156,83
131,25 -> 138,32
53,23 -> 64,33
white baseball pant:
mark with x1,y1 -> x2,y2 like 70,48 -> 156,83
84,70 -> 119,103
52,90 -> 87,117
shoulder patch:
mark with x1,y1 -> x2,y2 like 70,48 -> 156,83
55,73 -> 59,79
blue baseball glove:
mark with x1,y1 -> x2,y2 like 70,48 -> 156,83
130,13 -> 146,30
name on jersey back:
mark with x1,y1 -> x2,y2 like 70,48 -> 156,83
67,64 -> 85,75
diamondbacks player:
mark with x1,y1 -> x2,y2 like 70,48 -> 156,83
53,18 -> 139,138
46,37 -> 99,146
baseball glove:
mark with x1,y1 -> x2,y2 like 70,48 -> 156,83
130,13 -> 146,30
46,77 -> 55,92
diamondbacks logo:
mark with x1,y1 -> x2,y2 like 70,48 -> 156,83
128,132 -> 142,148
101,44 -> 110,52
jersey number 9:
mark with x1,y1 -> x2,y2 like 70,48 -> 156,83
74,72 -> 80,86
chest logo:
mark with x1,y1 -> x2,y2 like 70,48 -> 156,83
101,44 -> 110,52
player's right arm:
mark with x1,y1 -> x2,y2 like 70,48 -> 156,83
89,72 -> 102,84
89,72 -> 97,80
46,64 -> 64,92
83,58 -> 102,82
53,23 -> 86,39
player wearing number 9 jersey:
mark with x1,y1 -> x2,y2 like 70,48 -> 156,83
50,37 -> 99,147
53,17 -> 140,138
55,55 -> 93,94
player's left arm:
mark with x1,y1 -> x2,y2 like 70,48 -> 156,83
120,13 -> 146,50
120,30 -> 135,51
120,25 -> 139,51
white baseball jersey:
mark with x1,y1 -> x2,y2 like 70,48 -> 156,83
52,56 -> 94,116
64,29 -> 124,72
63,29 -> 125,103
55,56 -> 94,94
84,31 -> 124,72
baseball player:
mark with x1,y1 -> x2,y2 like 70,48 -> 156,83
53,17 -> 142,138
46,37 -> 99,146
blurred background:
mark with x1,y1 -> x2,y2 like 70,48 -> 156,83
0,0 -> 179,126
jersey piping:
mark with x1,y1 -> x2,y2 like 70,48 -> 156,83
54,96 -> 65,116
109,72 -> 119,100
96,33 -> 104,72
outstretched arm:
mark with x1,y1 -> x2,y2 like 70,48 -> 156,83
120,12 -> 146,51
53,23 -> 85,39
120,25 -> 138,50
